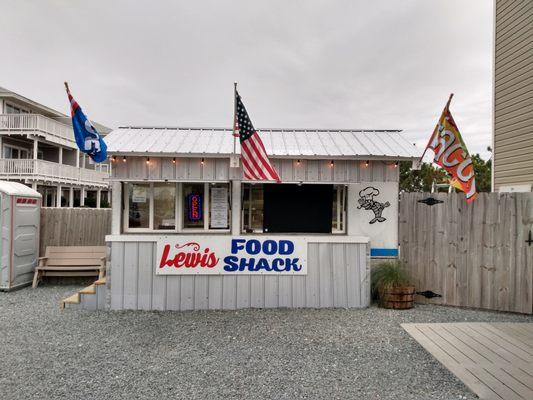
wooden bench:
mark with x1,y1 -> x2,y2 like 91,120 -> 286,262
32,246 -> 106,288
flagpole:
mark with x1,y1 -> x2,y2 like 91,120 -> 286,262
420,93 -> 454,162
233,82 -> 238,154
64,81 -> 70,93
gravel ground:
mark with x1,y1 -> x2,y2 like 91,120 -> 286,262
1,285 -> 532,400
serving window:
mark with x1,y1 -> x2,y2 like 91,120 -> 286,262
124,182 -> 230,232
242,183 -> 346,234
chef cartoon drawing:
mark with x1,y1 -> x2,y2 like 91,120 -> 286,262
357,186 -> 390,224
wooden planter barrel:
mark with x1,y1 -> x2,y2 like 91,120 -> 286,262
380,286 -> 416,309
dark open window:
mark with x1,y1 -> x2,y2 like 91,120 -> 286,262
263,184 -> 333,233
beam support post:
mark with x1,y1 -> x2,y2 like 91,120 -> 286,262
33,138 -> 38,160
96,188 -> 101,209
111,182 -> 121,234
56,185 -> 62,208
69,187 -> 74,207
231,180 -> 241,235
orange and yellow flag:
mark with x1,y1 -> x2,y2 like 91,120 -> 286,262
424,95 -> 477,202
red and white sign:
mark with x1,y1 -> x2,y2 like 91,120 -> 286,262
15,197 -> 39,206
156,236 -> 307,275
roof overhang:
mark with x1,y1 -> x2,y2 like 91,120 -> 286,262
105,127 -> 422,160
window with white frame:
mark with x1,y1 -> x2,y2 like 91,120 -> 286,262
127,183 -> 150,229
242,183 -> 346,234
3,144 -> 31,159
154,183 -> 176,230
182,183 -> 205,229
5,103 -> 30,114
331,185 -> 347,233
124,182 -> 231,232
242,184 -> 264,233
208,183 -> 230,229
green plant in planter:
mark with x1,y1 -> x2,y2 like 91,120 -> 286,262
371,260 -> 415,308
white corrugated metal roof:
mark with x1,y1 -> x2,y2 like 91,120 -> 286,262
105,127 -> 421,159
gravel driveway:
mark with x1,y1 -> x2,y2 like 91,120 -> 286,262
1,285 -> 532,400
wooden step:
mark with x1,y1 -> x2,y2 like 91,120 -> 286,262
79,284 -> 96,295
60,278 -> 106,310
95,277 -> 106,285
60,293 -> 80,309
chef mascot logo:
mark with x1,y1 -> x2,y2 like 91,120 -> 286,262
357,186 -> 390,224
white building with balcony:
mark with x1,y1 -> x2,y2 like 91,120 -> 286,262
0,86 -> 110,207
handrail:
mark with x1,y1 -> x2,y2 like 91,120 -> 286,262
0,158 -> 108,185
0,113 -> 76,145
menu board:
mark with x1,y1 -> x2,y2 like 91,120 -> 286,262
210,187 -> 228,228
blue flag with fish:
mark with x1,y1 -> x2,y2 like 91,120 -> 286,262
64,82 -> 107,163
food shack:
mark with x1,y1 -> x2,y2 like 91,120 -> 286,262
103,127 -> 419,311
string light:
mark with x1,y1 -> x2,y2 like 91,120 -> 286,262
394,161 -> 399,168
330,160 -> 335,167
365,160 -> 370,167
172,157 -> 176,164
201,158 -> 205,165
122,156 -> 127,163
296,159 -> 301,166
146,157 -> 150,165
112,156 -> 117,162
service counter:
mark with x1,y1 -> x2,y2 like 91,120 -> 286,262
105,234 -> 370,311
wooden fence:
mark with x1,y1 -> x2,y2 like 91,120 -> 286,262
399,192 -> 533,314
40,208 -> 111,255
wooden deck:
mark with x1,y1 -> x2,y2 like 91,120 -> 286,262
402,323 -> 533,400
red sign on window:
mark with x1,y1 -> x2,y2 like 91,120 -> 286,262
187,193 -> 202,221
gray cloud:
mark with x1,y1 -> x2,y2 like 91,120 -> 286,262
0,0 -> 493,158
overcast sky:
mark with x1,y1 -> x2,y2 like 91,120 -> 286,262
0,0 -> 493,159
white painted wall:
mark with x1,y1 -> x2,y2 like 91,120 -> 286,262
347,181 -> 399,253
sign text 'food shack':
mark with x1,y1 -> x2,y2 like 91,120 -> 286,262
156,236 -> 307,275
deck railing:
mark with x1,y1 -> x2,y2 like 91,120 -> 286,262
0,114 -> 75,145
0,159 -> 108,185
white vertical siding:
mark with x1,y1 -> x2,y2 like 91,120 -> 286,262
111,157 -> 399,183
108,240 -> 370,311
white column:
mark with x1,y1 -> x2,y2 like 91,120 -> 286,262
33,138 -> 38,160
0,135 -> 3,157
96,188 -> 101,209
76,149 -> 80,168
204,182 -> 209,230
111,182 -> 122,235
231,180 -> 241,235
56,185 -> 62,207
82,154 -> 86,169
58,147 -> 63,164
69,187 -> 74,207
80,187 -> 85,206
31,182 -> 37,191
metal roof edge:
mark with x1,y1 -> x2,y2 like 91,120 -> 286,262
115,126 -> 404,133
106,151 -> 420,161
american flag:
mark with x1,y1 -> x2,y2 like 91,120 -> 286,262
235,90 -> 281,182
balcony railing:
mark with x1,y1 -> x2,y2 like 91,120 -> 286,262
0,159 -> 108,186
0,114 -> 76,147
